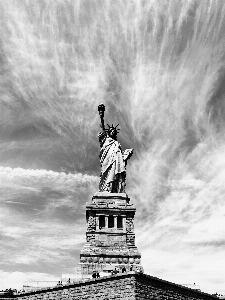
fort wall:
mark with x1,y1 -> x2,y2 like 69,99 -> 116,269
0,272 -> 217,300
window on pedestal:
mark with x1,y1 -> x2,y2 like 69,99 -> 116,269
108,215 -> 114,228
117,216 -> 123,228
99,215 -> 105,229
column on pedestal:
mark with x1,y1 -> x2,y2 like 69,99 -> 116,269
105,215 -> 108,228
122,215 -> 126,229
114,215 -> 117,229
96,215 -> 99,230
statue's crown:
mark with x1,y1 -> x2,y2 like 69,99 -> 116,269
98,124 -> 120,140
107,124 -> 120,135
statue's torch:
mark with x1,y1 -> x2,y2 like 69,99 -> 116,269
98,103 -> 105,131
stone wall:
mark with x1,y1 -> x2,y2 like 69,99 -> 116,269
0,272 -> 217,300
5,274 -> 136,300
134,273 -> 217,300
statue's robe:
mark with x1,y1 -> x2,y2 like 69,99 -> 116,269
99,137 -> 126,192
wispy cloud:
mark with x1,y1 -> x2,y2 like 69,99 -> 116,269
0,167 -> 97,283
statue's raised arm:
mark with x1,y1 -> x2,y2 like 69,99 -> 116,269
97,104 -> 133,193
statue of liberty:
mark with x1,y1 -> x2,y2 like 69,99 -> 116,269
98,104 -> 133,193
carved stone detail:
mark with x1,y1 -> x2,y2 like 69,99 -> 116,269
87,215 -> 96,232
86,233 -> 95,243
126,234 -> 135,245
126,218 -> 134,233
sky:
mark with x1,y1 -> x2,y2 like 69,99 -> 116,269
0,0 -> 225,295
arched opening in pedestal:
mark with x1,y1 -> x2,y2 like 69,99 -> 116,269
117,216 -> 123,228
108,215 -> 114,228
99,215 -> 105,228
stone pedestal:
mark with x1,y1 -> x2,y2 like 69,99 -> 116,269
80,192 -> 143,274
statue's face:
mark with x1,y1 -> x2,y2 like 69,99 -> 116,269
109,129 -> 117,140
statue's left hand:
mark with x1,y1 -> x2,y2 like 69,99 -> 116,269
122,149 -> 133,162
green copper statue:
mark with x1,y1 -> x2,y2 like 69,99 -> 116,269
98,104 -> 133,193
